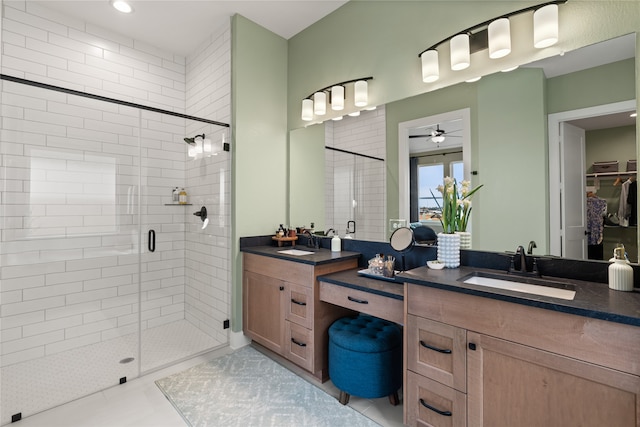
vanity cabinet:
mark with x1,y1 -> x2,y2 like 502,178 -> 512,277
405,283 -> 640,427
242,252 -> 357,381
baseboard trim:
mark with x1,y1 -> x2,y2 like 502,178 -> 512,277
229,330 -> 251,350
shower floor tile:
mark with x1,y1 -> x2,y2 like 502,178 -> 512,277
1,320 -> 224,424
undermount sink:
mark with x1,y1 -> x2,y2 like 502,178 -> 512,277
277,249 -> 315,256
459,271 -> 576,300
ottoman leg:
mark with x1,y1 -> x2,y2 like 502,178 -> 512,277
388,391 -> 399,406
339,390 -> 350,405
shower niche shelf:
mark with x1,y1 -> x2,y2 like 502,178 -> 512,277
164,203 -> 193,206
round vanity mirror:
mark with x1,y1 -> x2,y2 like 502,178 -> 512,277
390,227 -> 414,252
390,227 -> 414,271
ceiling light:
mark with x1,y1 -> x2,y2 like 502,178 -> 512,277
450,34 -> 470,71
432,135 -> 446,144
534,4 -> 559,48
421,50 -> 439,83
488,18 -> 511,59
111,0 -> 133,13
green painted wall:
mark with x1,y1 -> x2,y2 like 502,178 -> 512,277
547,58 -> 635,114
289,125 -> 326,228
231,15 -> 288,332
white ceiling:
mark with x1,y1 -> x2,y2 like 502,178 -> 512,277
31,0 -> 349,56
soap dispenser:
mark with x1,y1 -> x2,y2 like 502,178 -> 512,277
608,245 -> 634,291
331,230 -> 341,252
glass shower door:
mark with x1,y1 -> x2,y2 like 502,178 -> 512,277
0,81 -> 142,422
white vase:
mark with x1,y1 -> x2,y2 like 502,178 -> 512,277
456,231 -> 471,249
437,232 -> 460,268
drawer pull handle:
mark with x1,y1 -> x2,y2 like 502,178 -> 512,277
420,340 -> 452,354
291,338 -> 307,347
420,398 -> 452,417
347,296 -> 369,304
291,298 -> 307,306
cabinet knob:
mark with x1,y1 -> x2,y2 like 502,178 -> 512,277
279,286 -> 284,291
468,342 -> 477,351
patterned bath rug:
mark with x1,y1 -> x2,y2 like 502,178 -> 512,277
155,345 -> 380,427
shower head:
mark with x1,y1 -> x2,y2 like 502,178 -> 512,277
184,134 -> 205,145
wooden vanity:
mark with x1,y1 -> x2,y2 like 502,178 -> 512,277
242,248 -> 359,381
402,267 -> 640,427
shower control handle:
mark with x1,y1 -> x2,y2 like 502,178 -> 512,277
148,229 -> 156,253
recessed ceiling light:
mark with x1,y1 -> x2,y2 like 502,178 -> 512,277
112,1 -> 133,13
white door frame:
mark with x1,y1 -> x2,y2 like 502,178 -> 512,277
398,108 -> 471,222
548,99 -> 636,256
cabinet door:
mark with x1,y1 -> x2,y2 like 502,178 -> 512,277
285,282 -> 313,329
408,315 -> 467,392
243,270 -> 285,355
467,331 -> 640,427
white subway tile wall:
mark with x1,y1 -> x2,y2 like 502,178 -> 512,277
325,107 -> 386,241
1,2 -> 231,421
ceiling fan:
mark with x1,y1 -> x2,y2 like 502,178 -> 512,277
409,124 -> 461,143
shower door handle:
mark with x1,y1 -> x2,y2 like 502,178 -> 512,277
148,229 -> 156,252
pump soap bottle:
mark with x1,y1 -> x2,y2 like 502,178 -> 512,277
608,245 -> 634,291
331,231 -> 341,252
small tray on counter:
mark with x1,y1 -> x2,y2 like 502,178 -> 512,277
357,269 -> 400,282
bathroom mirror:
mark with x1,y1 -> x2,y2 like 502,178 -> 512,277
289,33 -> 637,262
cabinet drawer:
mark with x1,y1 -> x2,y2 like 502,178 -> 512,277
319,281 -> 403,325
408,315 -> 467,392
406,371 -> 467,427
284,321 -> 313,372
285,282 -> 313,329
243,252 -> 313,286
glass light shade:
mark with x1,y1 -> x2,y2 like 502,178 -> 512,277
348,111 -> 360,117
301,99 -> 313,121
211,136 -> 223,155
354,80 -> 368,107
332,116 -> 343,121
421,50 -> 439,83
331,86 -> 344,110
534,4 -> 559,48
465,76 -> 481,83
488,18 -> 511,59
313,91 -> 326,115
203,137 -> 212,153
450,34 -> 470,70
432,135 -> 446,143
188,145 -> 197,158
195,136 -> 203,154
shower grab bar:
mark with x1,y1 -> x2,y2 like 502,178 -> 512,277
148,230 -> 156,252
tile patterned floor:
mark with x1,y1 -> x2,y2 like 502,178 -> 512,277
7,343 -> 405,427
1,320 -> 223,425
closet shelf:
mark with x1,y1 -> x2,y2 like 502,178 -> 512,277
586,172 -> 636,178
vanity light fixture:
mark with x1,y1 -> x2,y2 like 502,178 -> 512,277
300,77 -> 373,121
418,0 -> 566,83
185,132 -> 229,158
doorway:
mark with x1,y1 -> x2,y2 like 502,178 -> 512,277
548,99 -> 637,261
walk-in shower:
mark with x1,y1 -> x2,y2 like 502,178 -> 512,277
0,75 -> 231,423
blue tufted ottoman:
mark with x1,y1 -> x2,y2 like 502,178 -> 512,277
328,314 -> 403,406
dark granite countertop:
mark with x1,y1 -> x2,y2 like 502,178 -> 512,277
317,268 -> 404,301
399,266 -> 640,327
240,245 -> 361,266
